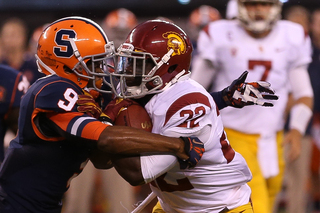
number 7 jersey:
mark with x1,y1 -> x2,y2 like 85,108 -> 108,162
196,19 -> 312,134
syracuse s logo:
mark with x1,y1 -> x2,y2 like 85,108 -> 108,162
162,31 -> 186,56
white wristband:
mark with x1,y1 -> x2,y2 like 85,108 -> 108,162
289,103 -> 313,134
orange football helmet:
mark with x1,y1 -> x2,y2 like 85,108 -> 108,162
108,20 -> 193,99
36,16 -> 115,90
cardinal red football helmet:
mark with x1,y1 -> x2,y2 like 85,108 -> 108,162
36,16 -> 115,90
109,20 -> 193,99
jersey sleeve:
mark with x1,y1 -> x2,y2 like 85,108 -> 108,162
140,154 -> 177,183
160,91 -> 214,136
32,79 -> 109,141
34,80 -> 82,113
46,112 -> 108,141
286,22 -> 312,70
197,24 -> 216,62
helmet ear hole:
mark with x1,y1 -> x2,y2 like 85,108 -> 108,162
168,64 -> 178,74
63,65 -> 73,74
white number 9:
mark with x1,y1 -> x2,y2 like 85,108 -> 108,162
58,88 -> 78,111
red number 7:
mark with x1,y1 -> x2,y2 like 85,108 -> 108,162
248,60 -> 272,81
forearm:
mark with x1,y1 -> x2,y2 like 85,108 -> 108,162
289,96 -> 313,135
288,66 -> 314,135
98,126 -> 187,159
111,154 -> 177,186
140,154 -> 177,183
89,148 -> 113,169
111,155 -> 144,186
295,96 -> 313,108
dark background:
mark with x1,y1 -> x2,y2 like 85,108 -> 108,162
0,0 -> 319,38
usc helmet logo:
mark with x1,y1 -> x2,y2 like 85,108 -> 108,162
162,31 -> 186,57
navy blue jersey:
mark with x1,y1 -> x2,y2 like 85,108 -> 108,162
0,64 -> 28,161
0,75 -> 108,213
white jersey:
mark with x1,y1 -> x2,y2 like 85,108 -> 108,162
140,75 -> 252,213
195,19 -> 312,134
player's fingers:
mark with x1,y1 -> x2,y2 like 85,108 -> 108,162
248,82 -> 275,94
77,94 -> 95,100
256,81 -> 271,88
262,94 -> 279,100
236,71 -> 248,85
262,102 -> 274,107
77,105 -> 101,114
77,95 -> 96,105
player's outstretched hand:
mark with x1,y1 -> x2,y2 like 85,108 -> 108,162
222,71 -> 279,108
178,136 -> 205,169
103,98 -> 135,123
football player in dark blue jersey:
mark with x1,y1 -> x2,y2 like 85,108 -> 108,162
0,64 -> 29,163
0,16 -> 205,213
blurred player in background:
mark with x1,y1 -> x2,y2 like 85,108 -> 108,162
191,0 -> 314,212
0,65 -> 29,164
0,17 -> 44,85
186,5 -> 221,62
0,16 -> 204,213
28,23 -> 49,57
278,5 -> 313,213
187,5 -> 221,47
102,8 -> 138,48
307,8 -> 320,213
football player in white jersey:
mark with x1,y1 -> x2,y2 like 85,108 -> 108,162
191,0 -> 314,212
98,19 -> 277,213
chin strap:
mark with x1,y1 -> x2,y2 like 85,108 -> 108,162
147,49 -> 174,77
35,54 -> 57,75
161,70 -> 190,91
69,39 -> 83,62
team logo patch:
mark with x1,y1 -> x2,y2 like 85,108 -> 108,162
162,31 -> 186,56
0,86 -> 6,102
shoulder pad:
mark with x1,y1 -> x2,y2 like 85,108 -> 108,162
34,76 -> 83,112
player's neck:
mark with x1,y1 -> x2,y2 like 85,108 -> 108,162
246,29 -> 271,39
